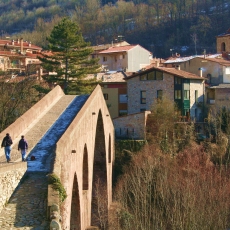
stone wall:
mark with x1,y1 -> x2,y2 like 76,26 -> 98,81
0,162 -> 27,213
127,73 -> 174,114
216,35 -> 230,53
113,111 -> 151,140
0,85 -> 64,157
48,85 -> 114,230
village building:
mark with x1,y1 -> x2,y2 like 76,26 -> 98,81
126,64 -> 206,122
164,55 -> 230,108
216,28 -> 230,56
98,44 -> 152,72
0,38 -> 42,74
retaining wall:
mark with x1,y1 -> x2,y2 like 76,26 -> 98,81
113,111 -> 151,140
0,162 -> 27,213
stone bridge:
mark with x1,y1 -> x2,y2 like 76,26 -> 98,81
0,85 -> 114,230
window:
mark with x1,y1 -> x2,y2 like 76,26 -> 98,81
123,54 -> 125,59
140,108 -> 146,112
221,42 -> 226,52
157,90 -> 163,100
175,90 -> 181,99
119,94 -> 127,103
148,72 -> 155,80
184,90 -> 189,100
115,56 -> 117,62
175,77 -> 182,84
141,91 -> 146,104
103,56 -> 107,62
140,71 -> 163,81
103,93 -> 108,100
156,71 -> 163,80
195,90 -> 198,103
140,74 -> 147,81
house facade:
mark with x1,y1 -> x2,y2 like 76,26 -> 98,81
164,56 -> 230,107
0,38 -> 42,73
87,72 -> 128,118
126,66 -> 205,121
98,45 -> 151,72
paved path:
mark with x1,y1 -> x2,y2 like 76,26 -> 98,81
0,95 -> 76,165
0,172 -> 49,230
0,94 -> 89,229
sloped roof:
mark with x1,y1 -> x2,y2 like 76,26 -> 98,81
0,39 -> 42,50
99,45 -> 137,54
164,54 -> 221,64
92,41 -> 130,51
0,51 -> 39,59
126,66 -> 205,80
87,71 -> 127,83
202,57 -> 230,66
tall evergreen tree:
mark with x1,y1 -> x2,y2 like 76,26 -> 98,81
39,17 -> 100,94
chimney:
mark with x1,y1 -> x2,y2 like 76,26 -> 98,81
29,41 -> 31,47
17,38 -> 20,44
38,67 -> 43,81
20,38 -> 23,53
156,60 -> 159,67
12,40 -> 14,45
199,68 -> 202,77
176,65 -> 180,70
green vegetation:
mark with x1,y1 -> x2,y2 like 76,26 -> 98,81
48,173 -> 67,202
0,0 -> 228,57
110,97 -> 230,229
39,17 -> 100,94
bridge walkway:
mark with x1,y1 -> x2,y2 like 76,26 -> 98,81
0,94 -> 89,229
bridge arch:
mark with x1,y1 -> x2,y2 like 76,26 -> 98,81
91,109 -> 108,227
108,134 -> 112,163
70,173 -> 81,230
53,85 -> 114,230
83,144 -> 89,190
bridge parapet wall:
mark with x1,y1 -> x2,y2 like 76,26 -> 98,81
0,86 -> 64,156
49,85 -> 114,230
0,162 -> 27,213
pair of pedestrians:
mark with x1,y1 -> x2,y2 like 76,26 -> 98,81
1,133 -> 28,163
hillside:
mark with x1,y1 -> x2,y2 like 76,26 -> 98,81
0,0 -> 230,57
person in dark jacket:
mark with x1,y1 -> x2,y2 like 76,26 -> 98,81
1,133 -> 13,163
18,135 -> 28,162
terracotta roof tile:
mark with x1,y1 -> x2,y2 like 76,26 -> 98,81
0,39 -> 42,50
203,57 -> 230,66
126,66 -> 205,80
99,45 -> 137,54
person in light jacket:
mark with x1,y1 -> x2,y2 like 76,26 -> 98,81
18,135 -> 28,162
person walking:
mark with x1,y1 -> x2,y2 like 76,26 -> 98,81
18,135 -> 28,162
1,133 -> 13,163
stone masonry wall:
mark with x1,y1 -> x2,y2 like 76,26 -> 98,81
0,162 -> 27,213
127,73 -> 174,114
49,85 -> 114,230
216,36 -> 230,53
113,111 -> 151,140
